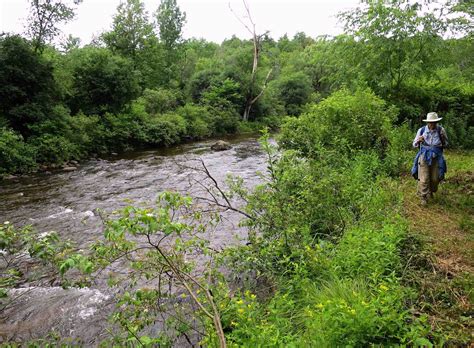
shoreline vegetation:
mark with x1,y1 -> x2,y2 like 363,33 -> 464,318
1,1 -> 473,178
0,127 -> 271,180
1,0 -> 472,345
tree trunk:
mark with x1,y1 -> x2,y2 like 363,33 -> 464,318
230,1 -> 272,121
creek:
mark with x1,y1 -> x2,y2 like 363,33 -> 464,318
0,134 -> 268,345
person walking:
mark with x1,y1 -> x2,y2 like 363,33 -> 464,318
411,112 -> 448,206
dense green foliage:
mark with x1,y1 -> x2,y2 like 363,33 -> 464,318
1,1 -> 472,346
1,0 -> 473,176
0,35 -> 59,138
200,112 -> 465,345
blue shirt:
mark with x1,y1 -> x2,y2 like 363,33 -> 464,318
412,125 -> 448,148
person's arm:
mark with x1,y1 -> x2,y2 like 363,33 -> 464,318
413,128 -> 423,148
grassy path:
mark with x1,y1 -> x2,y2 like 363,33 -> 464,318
401,150 -> 473,344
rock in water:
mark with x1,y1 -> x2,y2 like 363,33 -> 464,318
211,140 -> 232,151
63,166 -> 77,172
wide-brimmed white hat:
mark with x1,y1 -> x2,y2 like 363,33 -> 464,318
423,112 -> 442,122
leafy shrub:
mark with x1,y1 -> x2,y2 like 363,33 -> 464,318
69,113 -> 108,155
279,88 -> 397,157
229,135 -> 393,282
274,71 -> 312,116
26,105 -> 72,137
144,113 -> 187,146
382,123 -> 414,176
396,79 -> 474,149
219,176 -> 431,346
209,107 -> 240,135
201,77 -> 244,112
0,128 -> 36,175
101,111 -> 147,151
29,134 -> 79,164
176,104 -> 212,139
140,88 -> 181,114
187,68 -> 220,102
442,110 -> 474,150
237,115 -> 282,133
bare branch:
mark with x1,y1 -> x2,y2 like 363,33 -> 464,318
228,2 -> 253,36
250,67 -> 273,105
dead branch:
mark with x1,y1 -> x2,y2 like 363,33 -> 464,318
228,0 -> 273,121
250,67 -> 273,105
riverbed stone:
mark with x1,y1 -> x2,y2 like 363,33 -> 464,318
63,166 -> 77,172
211,140 -> 232,151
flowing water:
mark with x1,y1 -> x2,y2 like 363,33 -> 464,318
0,135 -> 268,345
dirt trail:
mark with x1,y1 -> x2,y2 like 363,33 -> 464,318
401,151 -> 473,343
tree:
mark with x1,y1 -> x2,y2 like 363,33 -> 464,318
446,0 -> 474,36
180,39 -> 220,86
102,0 -> 155,61
300,35 -> 365,95
102,0 -> 165,88
230,0 -> 273,121
26,0 -> 82,53
60,34 -> 81,52
275,71 -> 312,116
0,35 -> 59,137
155,0 -> 186,51
338,1 -> 448,96
155,0 -> 187,84
68,48 -> 140,115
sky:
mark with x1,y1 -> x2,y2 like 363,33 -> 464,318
0,0 -> 361,45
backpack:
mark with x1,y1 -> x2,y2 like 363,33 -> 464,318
419,125 -> 446,148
